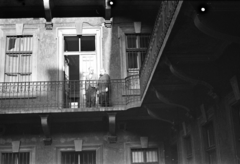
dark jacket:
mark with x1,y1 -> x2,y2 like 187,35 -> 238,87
98,74 -> 110,93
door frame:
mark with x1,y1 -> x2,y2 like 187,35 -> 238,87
57,27 -> 102,81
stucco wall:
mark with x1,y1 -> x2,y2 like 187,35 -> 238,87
175,95 -> 236,164
0,129 -> 165,164
0,16 -> 155,81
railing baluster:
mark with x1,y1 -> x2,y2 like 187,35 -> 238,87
0,78 -> 141,110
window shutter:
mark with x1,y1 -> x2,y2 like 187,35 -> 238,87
5,36 -> 33,82
5,54 -> 19,82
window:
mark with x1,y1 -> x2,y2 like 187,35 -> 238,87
63,35 -> 97,81
202,121 -> 217,164
61,151 -> 96,164
131,148 -> 158,164
125,34 -> 150,89
1,152 -> 30,164
5,35 -> 33,82
126,34 -> 150,76
231,104 -> 240,160
64,36 -> 95,52
184,136 -> 193,164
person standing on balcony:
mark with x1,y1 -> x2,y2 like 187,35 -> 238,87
85,67 -> 98,107
97,69 -> 110,107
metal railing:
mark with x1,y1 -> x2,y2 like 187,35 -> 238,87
0,78 -> 140,110
140,1 -> 181,99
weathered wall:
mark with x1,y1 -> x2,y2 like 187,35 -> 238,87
0,17 -> 114,81
175,93 -> 237,164
0,16 -> 155,81
110,16 -> 155,79
0,124 -> 165,164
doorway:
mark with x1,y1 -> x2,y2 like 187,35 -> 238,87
63,35 -> 97,108
58,28 -> 102,108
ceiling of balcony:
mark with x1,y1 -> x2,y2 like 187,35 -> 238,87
143,1 -> 240,123
0,0 -> 161,18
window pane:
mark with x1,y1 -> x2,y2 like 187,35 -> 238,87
5,54 -> 19,82
20,36 -> 33,51
1,152 -> 30,164
19,55 -> 31,73
206,122 -> 215,148
7,36 -> 17,51
81,36 -> 95,51
146,150 -> 158,162
208,150 -> 217,164
139,35 -> 150,48
5,54 -> 19,74
7,36 -> 33,52
184,136 -> 192,157
127,35 -> 137,48
61,151 -> 96,164
81,151 -> 96,164
127,52 -> 138,69
132,151 -> 144,163
140,52 -> 146,66
61,152 -> 78,164
64,36 -> 79,52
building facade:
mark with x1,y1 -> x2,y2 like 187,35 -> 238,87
0,1 -> 240,164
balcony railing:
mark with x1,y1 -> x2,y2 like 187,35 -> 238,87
0,78 -> 140,111
140,1 -> 181,99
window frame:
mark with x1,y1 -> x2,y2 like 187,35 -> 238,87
201,120 -> 217,164
0,28 -> 38,83
0,146 -> 36,164
131,147 -> 159,164
4,35 -> 33,82
61,150 -> 96,164
124,142 -> 164,164
0,28 -> 38,98
183,135 -> 193,163
56,144 -> 103,164
229,101 -> 240,164
125,34 -> 150,77
118,26 -> 152,79
57,27 -> 102,81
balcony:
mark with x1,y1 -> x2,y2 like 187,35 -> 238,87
140,1 -> 181,100
0,75 -> 141,113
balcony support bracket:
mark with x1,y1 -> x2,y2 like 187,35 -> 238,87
43,0 -> 53,30
107,112 -> 117,143
40,114 -> 52,145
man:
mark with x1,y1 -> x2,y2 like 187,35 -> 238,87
97,69 -> 110,107
85,67 -> 98,107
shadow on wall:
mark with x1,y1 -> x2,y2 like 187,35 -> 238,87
0,65 -> 137,109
